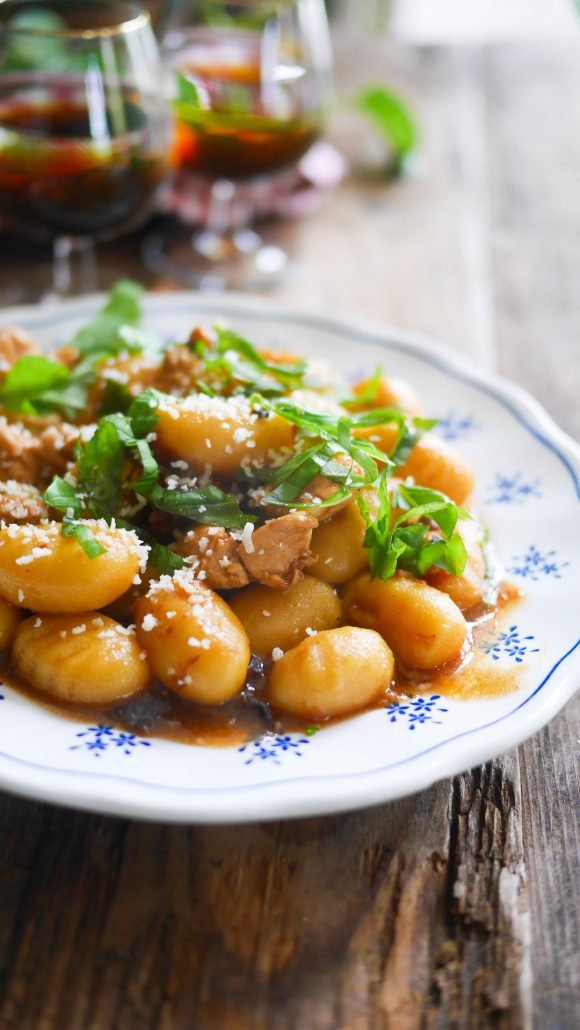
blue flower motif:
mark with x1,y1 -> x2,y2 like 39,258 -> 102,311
482,625 -> 540,663
71,724 -> 152,757
485,472 -> 542,505
385,694 -> 448,730
238,733 -> 310,765
508,545 -> 570,581
436,412 -> 481,442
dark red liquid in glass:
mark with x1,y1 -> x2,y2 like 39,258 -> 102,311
171,35 -> 321,180
0,78 -> 169,240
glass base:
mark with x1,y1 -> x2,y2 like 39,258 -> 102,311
142,224 -> 289,292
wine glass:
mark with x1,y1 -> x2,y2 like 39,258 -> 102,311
145,0 -> 333,290
0,0 -> 172,295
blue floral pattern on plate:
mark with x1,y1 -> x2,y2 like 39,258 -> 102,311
508,545 -> 570,581
485,472 -> 542,504
239,734 -> 311,765
385,695 -> 449,729
436,412 -> 482,442
482,626 -> 540,663
71,725 -> 152,757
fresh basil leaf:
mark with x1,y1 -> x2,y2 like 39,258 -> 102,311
359,471 -> 468,580
61,520 -> 106,559
44,476 -> 82,518
149,542 -> 185,575
342,365 -> 383,408
77,419 -> 126,516
439,532 -> 468,576
35,375 -> 95,420
72,280 -> 144,356
143,482 -> 249,529
0,355 -> 69,410
214,327 -> 306,384
99,379 -> 132,416
128,389 -> 162,438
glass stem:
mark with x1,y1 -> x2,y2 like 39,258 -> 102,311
193,179 -> 239,262
52,236 -> 98,296
207,178 -> 236,239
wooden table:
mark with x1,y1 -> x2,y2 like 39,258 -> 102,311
0,40 -> 578,1029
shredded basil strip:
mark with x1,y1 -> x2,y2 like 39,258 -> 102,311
358,472 -> 469,580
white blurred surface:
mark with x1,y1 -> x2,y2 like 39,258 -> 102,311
343,0 -> 580,42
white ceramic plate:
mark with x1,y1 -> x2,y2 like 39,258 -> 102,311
0,293 -> 578,823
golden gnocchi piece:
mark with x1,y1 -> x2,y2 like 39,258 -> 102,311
154,393 -> 295,477
354,426 -> 474,505
268,626 -> 395,719
0,596 -> 23,651
0,522 -> 146,612
426,519 -> 487,612
342,572 -> 468,670
397,434 -> 475,505
136,576 -> 250,704
308,487 -> 381,584
229,576 -> 341,657
351,374 -> 422,416
12,613 -> 149,703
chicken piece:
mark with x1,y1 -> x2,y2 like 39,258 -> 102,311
298,453 -> 364,523
54,345 -> 80,369
0,326 -> 40,375
0,417 -> 87,487
0,420 -> 42,483
37,422 -> 83,475
189,326 -> 214,349
154,345 -> 205,396
174,525 -> 250,591
0,480 -> 49,523
240,512 -> 317,590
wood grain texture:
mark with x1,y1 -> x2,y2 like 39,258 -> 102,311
0,39 -> 578,1030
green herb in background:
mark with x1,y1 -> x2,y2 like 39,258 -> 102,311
353,86 -> 419,175
175,71 -> 201,109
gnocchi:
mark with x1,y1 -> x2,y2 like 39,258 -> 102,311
0,288 -> 509,748
355,425 -> 474,504
350,373 -> 422,417
154,393 -> 295,476
136,577 -> 250,704
268,627 -> 395,719
342,572 -> 468,669
0,522 -> 146,613
308,487 -> 380,583
12,614 -> 149,703
0,596 -> 22,651
229,576 -> 341,656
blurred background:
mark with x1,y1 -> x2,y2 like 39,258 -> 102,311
0,0 -> 579,427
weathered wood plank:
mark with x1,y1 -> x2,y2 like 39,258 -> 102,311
488,43 -> 580,441
0,758 -> 533,1029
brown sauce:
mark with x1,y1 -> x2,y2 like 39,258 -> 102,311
0,581 -> 525,747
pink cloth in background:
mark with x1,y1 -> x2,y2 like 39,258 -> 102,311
164,141 -> 347,227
